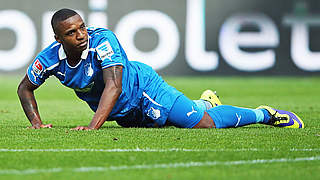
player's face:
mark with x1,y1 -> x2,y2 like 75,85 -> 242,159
55,14 -> 88,54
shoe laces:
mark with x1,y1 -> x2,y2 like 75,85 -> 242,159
270,111 -> 289,125
213,91 -> 220,98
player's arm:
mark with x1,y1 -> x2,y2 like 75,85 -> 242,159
17,75 -> 52,129
72,65 -> 123,130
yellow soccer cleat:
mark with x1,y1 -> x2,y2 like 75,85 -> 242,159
200,90 -> 222,107
257,105 -> 304,128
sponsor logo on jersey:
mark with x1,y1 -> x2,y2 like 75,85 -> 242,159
96,41 -> 114,61
32,59 -> 43,75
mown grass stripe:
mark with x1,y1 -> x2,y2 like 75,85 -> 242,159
0,148 -> 319,152
0,156 -> 319,175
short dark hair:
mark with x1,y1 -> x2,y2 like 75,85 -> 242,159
51,8 -> 79,34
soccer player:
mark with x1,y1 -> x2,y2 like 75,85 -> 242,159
17,8 -> 304,130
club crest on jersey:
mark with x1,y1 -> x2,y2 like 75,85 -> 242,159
32,59 -> 43,75
84,63 -> 94,77
96,41 -> 114,61
147,107 -> 161,120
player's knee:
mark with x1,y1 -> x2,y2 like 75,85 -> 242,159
193,112 -> 215,128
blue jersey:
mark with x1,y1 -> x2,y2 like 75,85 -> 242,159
27,27 -> 182,126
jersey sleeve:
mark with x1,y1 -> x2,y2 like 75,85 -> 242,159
26,56 -> 50,86
96,32 -> 124,69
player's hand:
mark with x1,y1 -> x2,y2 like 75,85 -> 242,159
71,126 -> 92,131
28,124 -> 52,129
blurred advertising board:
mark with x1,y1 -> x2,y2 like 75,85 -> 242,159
0,0 -> 320,75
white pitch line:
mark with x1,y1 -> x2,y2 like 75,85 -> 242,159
0,168 -> 62,175
0,156 -> 319,175
0,148 -> 252,152
290,148 -> 320,152
0,148 -> 204,152
0,148 -> 320,152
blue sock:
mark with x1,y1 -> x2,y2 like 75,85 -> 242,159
206,105 -> 270,128
261,109 -> 271,124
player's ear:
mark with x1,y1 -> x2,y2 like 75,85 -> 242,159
54,34 -> 62,44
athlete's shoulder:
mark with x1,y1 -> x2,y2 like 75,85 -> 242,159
87,27 -> 115,37
35,41 -> 61,70
27,41 -> 61,85
87,27 -> 118,46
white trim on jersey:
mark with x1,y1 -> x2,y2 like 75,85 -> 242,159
47,62 -> 60,70
89,48 -> 96,52
41,62 -> 60,75
66,60 -> 83,69
50,42 -> 60,49
101,63 -> 123,69
58,37 -> 93,60
26,73 -> 40,86
58,46 -> 67,60
80,44 -> 90,59
143,92 -> 163,107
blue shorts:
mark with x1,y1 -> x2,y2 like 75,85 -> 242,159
113,62 -> 202,128
167,95 -> 204,128
115,94 -> 204,128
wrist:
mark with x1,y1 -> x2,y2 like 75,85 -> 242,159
88,125 -> 98,130
32,122 -> 43,127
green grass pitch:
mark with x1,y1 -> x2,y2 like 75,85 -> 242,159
0,75 -> 319,179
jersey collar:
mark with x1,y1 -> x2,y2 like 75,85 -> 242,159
58,37 -> 90,60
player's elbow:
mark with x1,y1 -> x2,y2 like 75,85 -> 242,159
17,79 -> 33,99
106,84 -> 122,97
17,83 -> 29,100
114,86 -> 122,96
111,82 -> 122,95
17,82 -> 24,97
104,80 -> 122,97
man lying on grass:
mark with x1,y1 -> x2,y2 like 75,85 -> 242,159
17,8 -> 304,130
